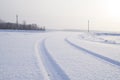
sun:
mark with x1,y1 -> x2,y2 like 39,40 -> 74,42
107,0 -> 120,17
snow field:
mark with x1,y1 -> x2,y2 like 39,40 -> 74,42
0,32 -> 45,80
0,31 -> 120,80
68,33 -> 120,64
44,32 -> 120,80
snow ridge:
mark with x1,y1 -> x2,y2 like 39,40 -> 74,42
40,38 -> 70,80
78,33 -> 120,45
65,38 -> 120,67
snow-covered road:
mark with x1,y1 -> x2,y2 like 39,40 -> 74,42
0,30 -> 120,80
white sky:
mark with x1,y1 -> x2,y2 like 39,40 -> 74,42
0,0 -> 120,31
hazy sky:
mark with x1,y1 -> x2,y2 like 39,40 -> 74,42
0,0 -> 120,31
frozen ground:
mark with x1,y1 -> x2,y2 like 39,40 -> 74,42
0,30 -> 120,80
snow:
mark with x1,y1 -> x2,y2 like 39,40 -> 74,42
0,31 -> 46,80
0,30 -> 120,80
45,32 -> 120,80
67,32 -> 120,64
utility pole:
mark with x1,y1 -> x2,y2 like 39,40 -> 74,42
16,15 -> 18,27
88,20 -> 90,32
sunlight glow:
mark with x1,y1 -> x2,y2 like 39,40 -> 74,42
107,0 -> 120,17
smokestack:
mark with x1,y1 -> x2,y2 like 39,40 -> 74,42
16,15 -> 18,27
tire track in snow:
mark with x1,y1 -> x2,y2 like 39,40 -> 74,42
39,38 -> 70,80
35,39 -> 50,80
65,38 -> 120,67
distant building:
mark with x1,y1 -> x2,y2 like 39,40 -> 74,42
0,19 -> 4,23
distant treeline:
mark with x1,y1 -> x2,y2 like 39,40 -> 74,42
0,22 -> 45,30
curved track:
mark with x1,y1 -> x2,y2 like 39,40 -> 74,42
3,31 -> 120,80
38,38 -> 70,80
65,38 -> 120,67
42,33 -> 120,80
